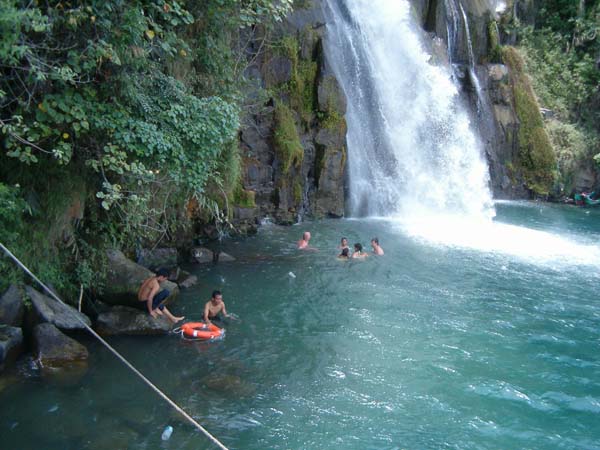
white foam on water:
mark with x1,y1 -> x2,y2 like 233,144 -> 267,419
386,213 -> 600,267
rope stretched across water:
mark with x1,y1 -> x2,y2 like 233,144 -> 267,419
0,242 -> 229,450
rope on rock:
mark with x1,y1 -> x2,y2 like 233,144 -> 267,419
0,242 -> 230,450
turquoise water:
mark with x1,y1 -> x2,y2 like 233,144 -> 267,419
1,202 -> 600,449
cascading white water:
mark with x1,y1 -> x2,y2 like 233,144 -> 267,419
323,0 -> 493,219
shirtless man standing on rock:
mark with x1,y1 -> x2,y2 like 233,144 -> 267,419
138,268 -> 184,323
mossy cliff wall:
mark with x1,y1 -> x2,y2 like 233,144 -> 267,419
234,0 -> 347,227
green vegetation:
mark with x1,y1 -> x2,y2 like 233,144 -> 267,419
276,34 -> 318,126
487,21 -> 502,63
507,0 -> 600,193
233,187 -> 256,208
0,0 -> 292,296
273,102 -> 304,174
502,46 -> 557,195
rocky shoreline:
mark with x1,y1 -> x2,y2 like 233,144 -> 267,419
0,246 -> 234,381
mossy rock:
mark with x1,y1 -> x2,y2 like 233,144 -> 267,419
233,187 -> 256,208
503,46 -> 557,195
273,103 -> 304,175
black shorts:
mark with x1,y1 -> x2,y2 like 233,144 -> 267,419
150,290 -> 170,311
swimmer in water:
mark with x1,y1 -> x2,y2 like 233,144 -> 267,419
371,237 -> 384,255
338,247 -> 350,260
352,243 -> 368,259
297,231 -> 311,250
339,237 -> 350,252
203,290 -> 230,324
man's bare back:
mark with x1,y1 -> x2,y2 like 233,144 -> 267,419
138,276 -> 159,302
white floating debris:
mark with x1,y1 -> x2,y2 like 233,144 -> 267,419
48,405 -> 59,413
161,425 -> 173,441
288,272 -> 296,279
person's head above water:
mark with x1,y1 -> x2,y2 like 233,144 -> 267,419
371,237 -> 379,246
211,290 -> 223,302
303,231 -> 311,241
354,243 -> 362,252
341,237 -> 348,246
156,268 -> 169,280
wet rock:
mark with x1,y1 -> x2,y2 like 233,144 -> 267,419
314,145 -> 346,218
86,422 -> 139,450
178,274 -> 198,290
0,325 -> 23,372
197,373 -> 256,397
234,206 -> 260,221
137,247 -> 178,270
265,55 -> 293,85
102,250 -> 179,307
191,247 -> 214,263
26,285 -> 91,331
317,75 -> 347,116
214,251 -> 236,263
488,63 -> 509,82
0,284 -> 24,327
33,323 -> 88,373
95,306 -> 173,335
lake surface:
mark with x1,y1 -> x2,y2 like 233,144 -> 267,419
1,201 -> 600,449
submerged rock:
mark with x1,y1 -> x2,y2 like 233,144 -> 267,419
0,325 -> 24,372
26,285 -> 91,331
102,250 -> 179,307
33,323 -> 88,374
178,274 -> 198,290
191,247 -> 213,263
95,305 -> 173,335
197,373 -> 256,397
0,284 -> 24,327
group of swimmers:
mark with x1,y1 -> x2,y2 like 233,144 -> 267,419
137,270 -> 229,325
138,231 -> 384,323
297,231 -> 385,259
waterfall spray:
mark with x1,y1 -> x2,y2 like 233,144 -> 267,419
323,0 -> 494,219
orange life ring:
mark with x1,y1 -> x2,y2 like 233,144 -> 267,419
180,322 -> 224,340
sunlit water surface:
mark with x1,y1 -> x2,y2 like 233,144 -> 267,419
1,202 -> 600,449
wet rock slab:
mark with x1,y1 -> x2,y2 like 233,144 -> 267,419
33,323 -> 88,373
0,284 -> 24,327
96,305 -> 173,335
26,286 -> 91,331
103,249 -> 179,307
0,325 -> 24,372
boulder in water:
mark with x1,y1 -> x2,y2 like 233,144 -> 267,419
178,274 -> 198,290
191,247 -> 213,263
26,285 -> 91,331
0,325 -> 24,372
0,284 -> 24,327
197,373 -> 256,397
33,323 -> 88,374
102,249 -> 179,307
95,305 -> 173,335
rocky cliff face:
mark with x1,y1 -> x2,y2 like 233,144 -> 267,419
232,0 -> 584,228
234,0 -> 347,227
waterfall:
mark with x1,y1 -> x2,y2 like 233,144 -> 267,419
322,0 -> 494,220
